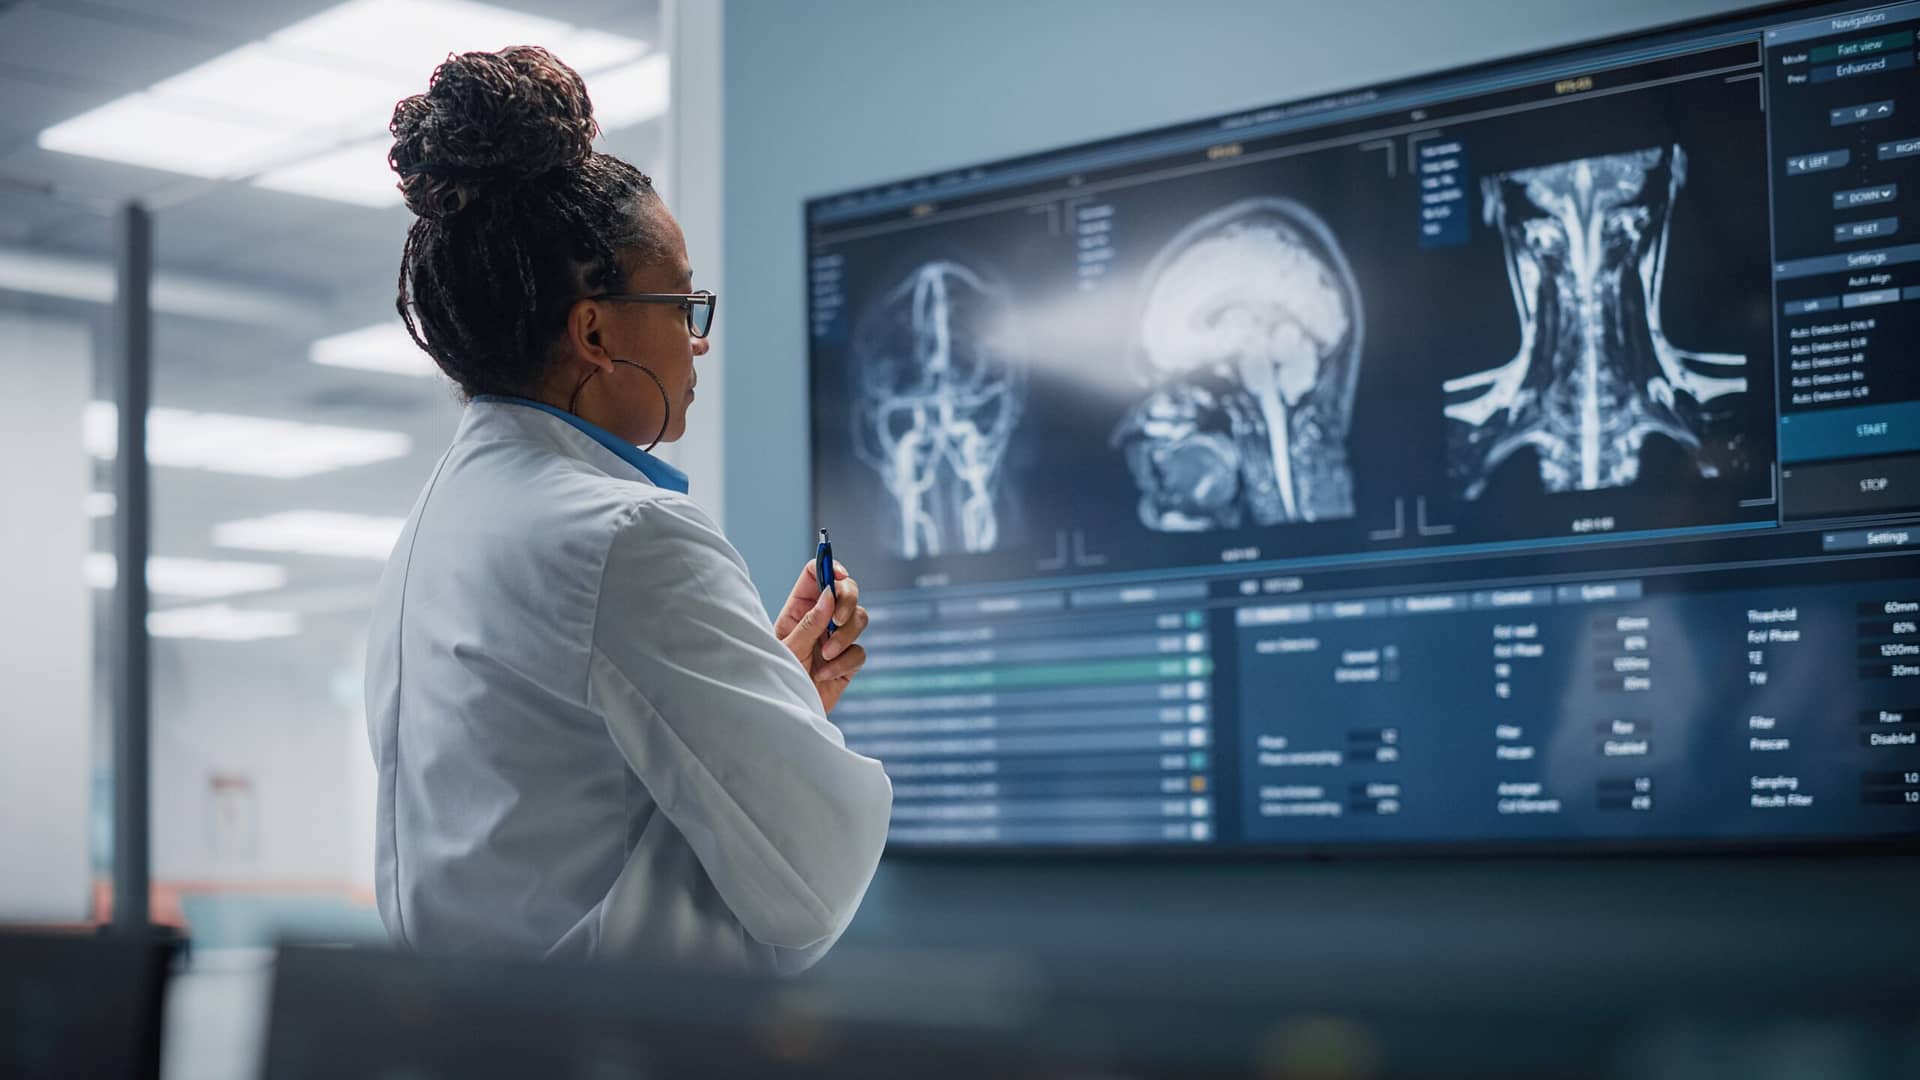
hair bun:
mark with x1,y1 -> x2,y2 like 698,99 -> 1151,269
389,45 -> 598,220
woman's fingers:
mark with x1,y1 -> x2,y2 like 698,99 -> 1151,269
813,642 -> 866,684
779,588 -> 836,664
829,575 -> 860,635
821,603 -> 869,662
778,559 -> 851,638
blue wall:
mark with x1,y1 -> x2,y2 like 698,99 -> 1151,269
720,0 -> 1920,972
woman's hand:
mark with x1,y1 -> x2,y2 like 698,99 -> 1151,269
775,558 -> 870,713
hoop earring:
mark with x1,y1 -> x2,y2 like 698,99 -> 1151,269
567,359 -> 672,452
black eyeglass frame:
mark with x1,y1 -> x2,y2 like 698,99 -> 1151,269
587,290 -> 718,339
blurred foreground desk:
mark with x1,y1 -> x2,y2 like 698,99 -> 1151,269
0,929 -> 179,1080
260,942 -> 1920,1078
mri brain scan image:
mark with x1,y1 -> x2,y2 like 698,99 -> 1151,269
1444,145 -> 1748,498
1112,197 -> 1362,531
851,260 -> 1026,560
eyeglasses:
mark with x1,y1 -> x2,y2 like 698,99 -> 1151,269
587,289 -> 717,339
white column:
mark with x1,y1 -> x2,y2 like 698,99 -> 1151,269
0,312 -> 94,920
660,0 -> 727,529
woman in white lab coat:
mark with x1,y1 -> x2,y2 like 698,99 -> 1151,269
364,46 -> 891,972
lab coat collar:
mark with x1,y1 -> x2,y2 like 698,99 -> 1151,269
472,395 -> 690,494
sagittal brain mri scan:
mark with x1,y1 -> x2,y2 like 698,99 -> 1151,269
1111,198 -> 1363,531
852,261 -> 1027,559
1443,145 -> 1749,498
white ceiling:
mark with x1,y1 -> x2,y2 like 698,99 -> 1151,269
0,0 -> 666,643
0,0 -> 664,293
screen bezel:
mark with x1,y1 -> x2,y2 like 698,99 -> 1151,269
800,0 -> 1920,860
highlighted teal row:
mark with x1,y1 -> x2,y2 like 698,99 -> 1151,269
845,655 -> 1215,697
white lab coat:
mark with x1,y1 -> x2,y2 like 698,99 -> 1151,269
364,399 -> 892,973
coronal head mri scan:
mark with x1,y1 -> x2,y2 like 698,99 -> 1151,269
851,260 -> 1027,560
1443,145 -> 1749,498
1110,197 -> 1364,532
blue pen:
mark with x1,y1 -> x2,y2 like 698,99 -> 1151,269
816,528 -> 837,635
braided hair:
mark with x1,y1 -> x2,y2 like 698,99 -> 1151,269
390,45 -> 668,400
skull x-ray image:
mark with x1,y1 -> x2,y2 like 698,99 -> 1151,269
1111,197 -> 1362,531
851,260 -> 1026,559
1444,145 -> 1748,498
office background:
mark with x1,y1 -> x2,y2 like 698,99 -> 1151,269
3,1 -> 1917,1076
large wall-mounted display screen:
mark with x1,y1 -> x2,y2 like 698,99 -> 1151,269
805,1 -> 1920,853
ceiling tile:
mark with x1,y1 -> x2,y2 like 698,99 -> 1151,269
0,5 -> 233,95
51,0 -> 344,41
0,70 -> 122,147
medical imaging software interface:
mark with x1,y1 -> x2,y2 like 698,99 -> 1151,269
805,1 -> 1920,852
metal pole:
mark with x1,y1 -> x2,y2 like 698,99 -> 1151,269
111,201 -> 152,933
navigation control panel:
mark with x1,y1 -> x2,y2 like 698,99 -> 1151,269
1771,8 -> 1920,519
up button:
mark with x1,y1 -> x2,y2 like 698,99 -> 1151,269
1831,99 -> 1896,126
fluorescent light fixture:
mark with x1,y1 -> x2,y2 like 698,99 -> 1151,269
254,136 -> 402,207
37,0 -> 649,205
273,1 -> 649,75
39,97 -> 301,179
0,246 -> 314,326
85,403 -> 412,478
149,42 -> 404,130
562,30 -> 653,73
591,54 -> 670,130
85,553 -> 290,598
271,0 -> 578,77
86,492 -> 116,518
148,603 -> 301,641
310,321 -> 438,376
212,511 -> 406,560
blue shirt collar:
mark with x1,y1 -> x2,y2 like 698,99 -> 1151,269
474,395 -> 690,494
